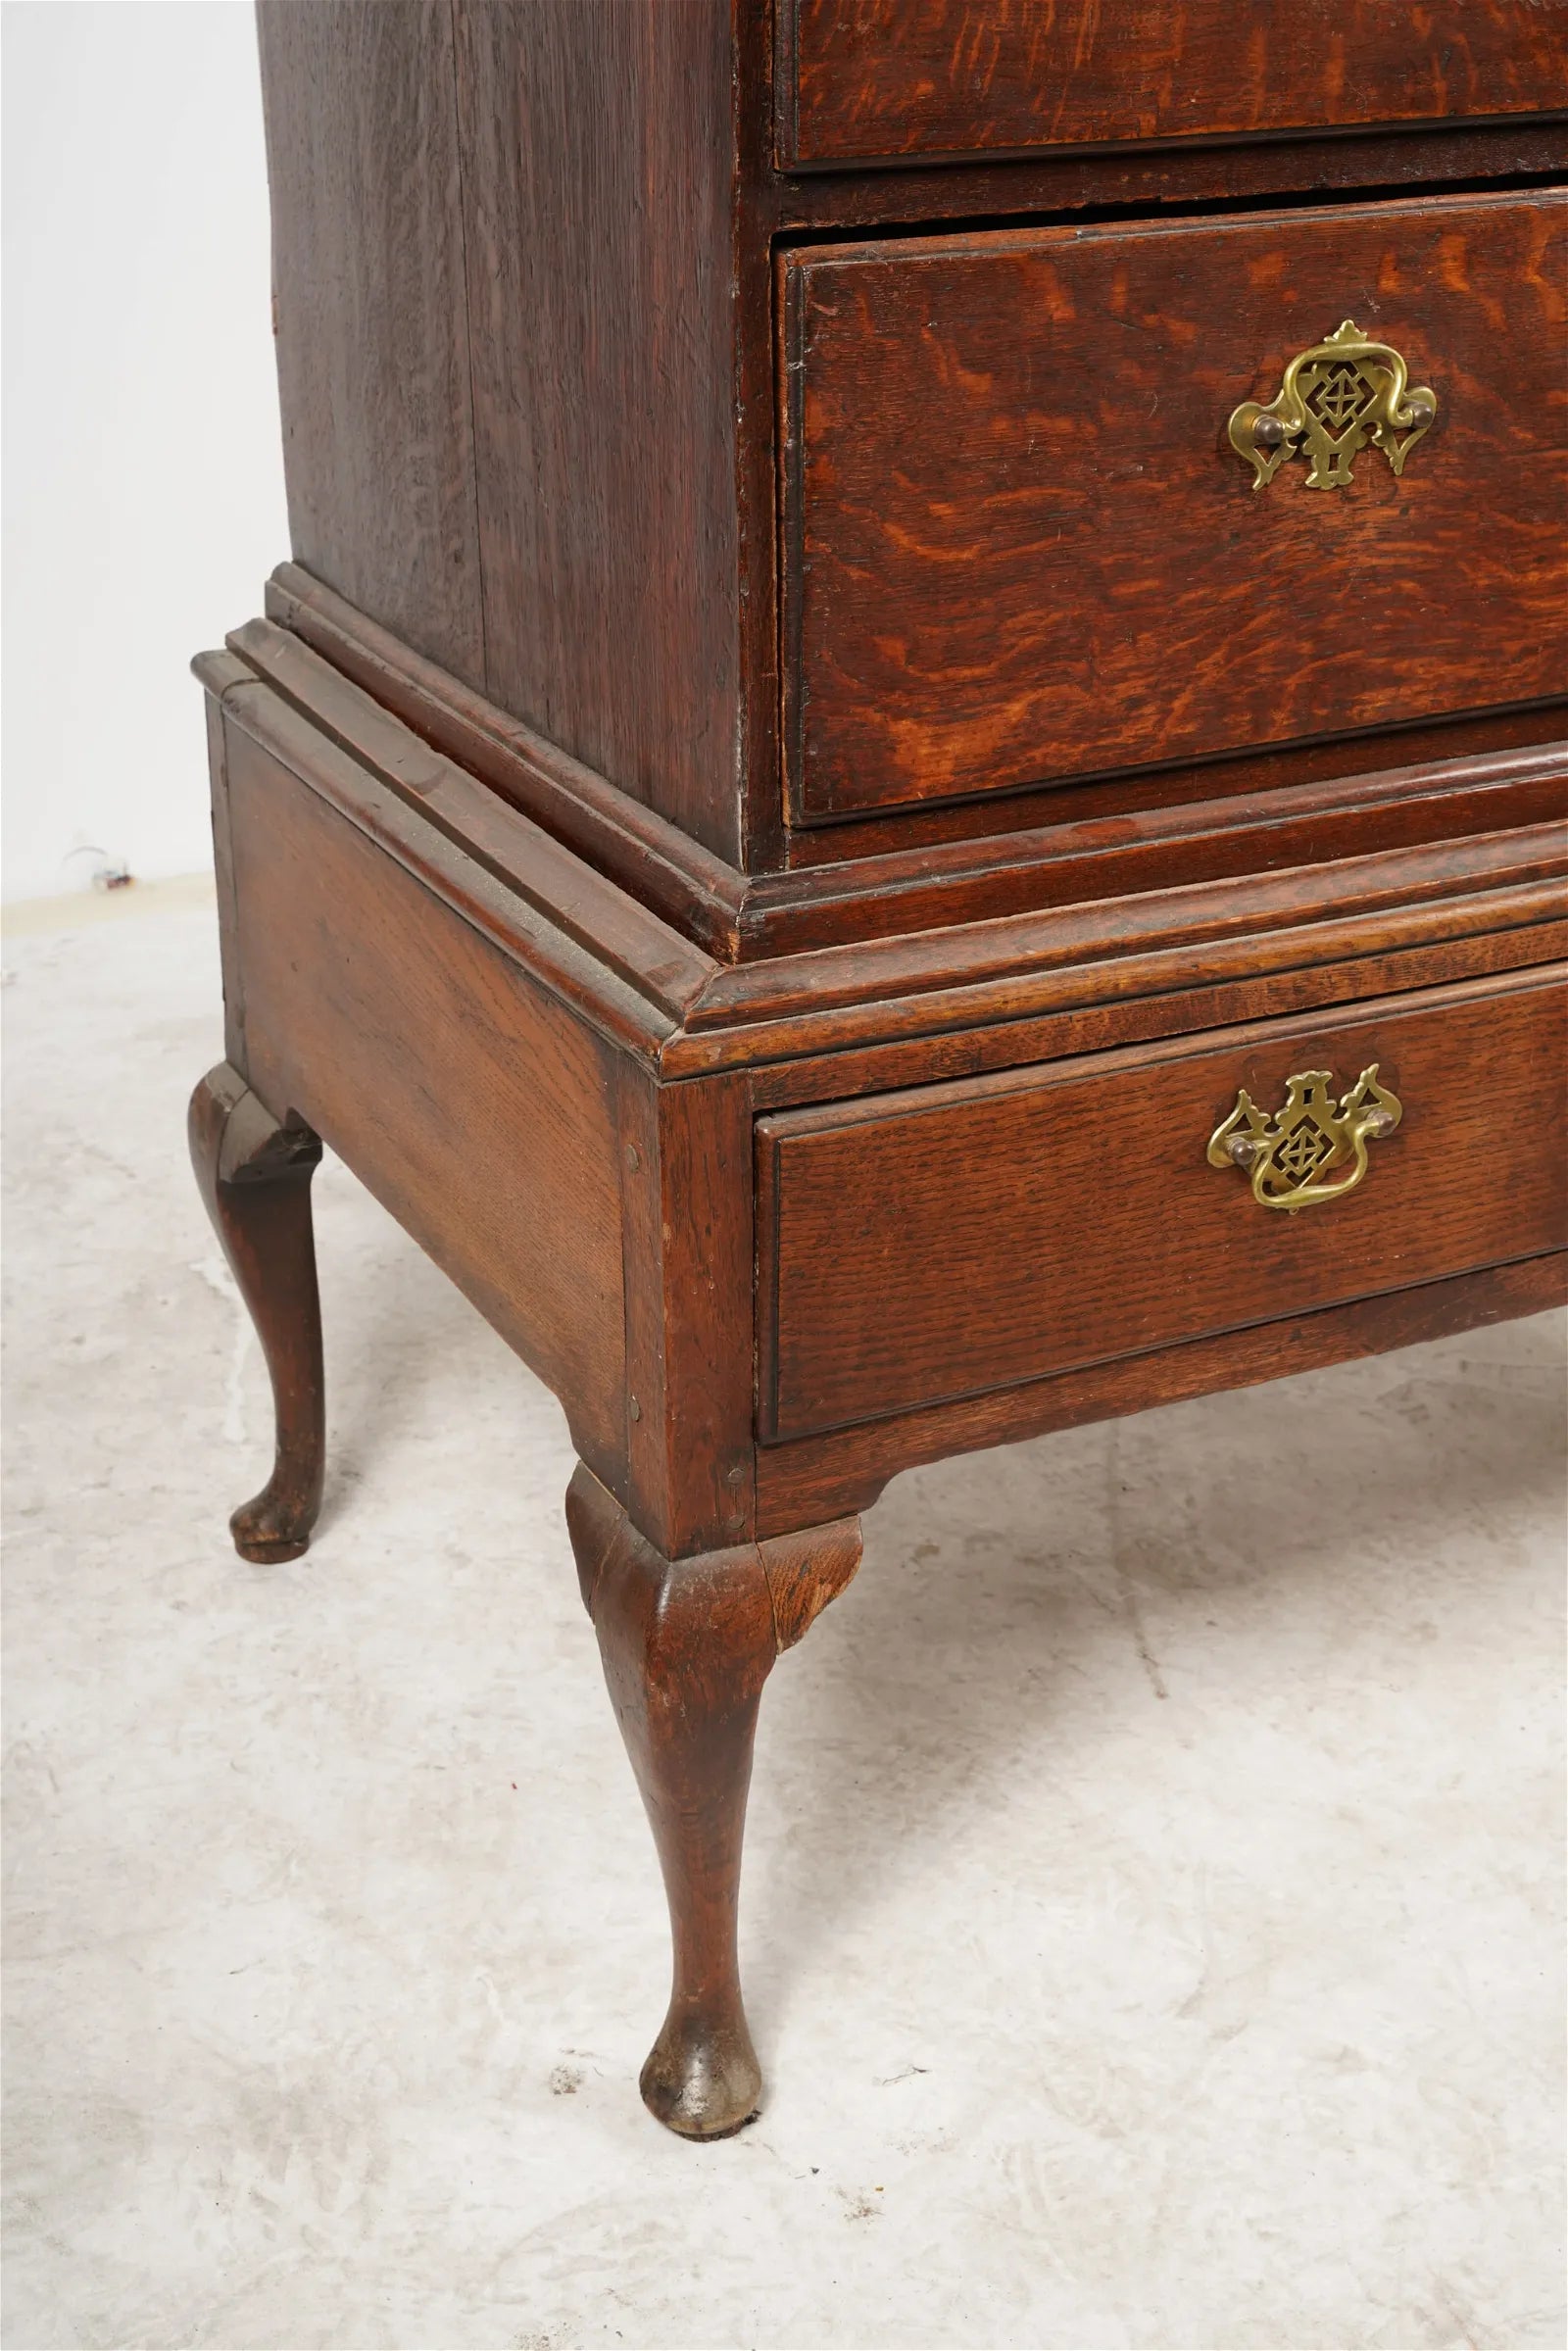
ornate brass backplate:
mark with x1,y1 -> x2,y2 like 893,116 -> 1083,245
1207,1064 -> 1402,1212
1228,319 -> 1437,491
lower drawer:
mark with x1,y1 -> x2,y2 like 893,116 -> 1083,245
757,968 -> 1566,1443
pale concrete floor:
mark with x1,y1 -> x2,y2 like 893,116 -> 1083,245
3,894 -> 1564,2351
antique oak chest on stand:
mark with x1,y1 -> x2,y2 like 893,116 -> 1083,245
192,5 -> 1568,2138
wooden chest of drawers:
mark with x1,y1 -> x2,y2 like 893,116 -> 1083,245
192,2 -> 1568,2139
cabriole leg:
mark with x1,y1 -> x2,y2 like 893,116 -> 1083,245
188,1060 -> 324,1563
565,1463 -> 860,2139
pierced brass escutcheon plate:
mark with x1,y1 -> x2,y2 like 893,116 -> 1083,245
1207,1064 -> 1402,1213
1228,319 -> 1437,491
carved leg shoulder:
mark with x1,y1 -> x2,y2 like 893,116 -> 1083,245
566,1464 -> 860,2138
188,1061 -> 324,1563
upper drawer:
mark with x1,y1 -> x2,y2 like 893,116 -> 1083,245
779,191 -> 1568,823
776,1 -> 1568,169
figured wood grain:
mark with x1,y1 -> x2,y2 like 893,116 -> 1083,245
779,0 -> 1568,167
783,192 -> 1568,820
255,0 -> 484,682
758,969 -> 1567,1441
264,563 -> 1568,950
774,703 -> 1568,874
216,709 -> 630,1489
771,122 -> 1568,230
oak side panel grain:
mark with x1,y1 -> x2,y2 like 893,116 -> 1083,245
204,685 -> 247,1071
223,618 -> 718,1024
450,0 -> 743,861
779,0 -> 1568,167
255,1 -> 484,683
782,192 -> 1568,819
220,714 -> 629,1485
759,969 -> 1567,1440
265,565 -> 750,959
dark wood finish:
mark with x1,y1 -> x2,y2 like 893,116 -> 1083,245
220,620 -> 717,1022
255,1 -> 483,683
257,0 -> 744,860
739,906 -> 1568,1110
616,1065 -> 760,1560
759,969 -> 1567,1441
252,8 -> 1568,878
207,10 -> 1567,2140
782,191 -> 1568,820
778,0 -> 1568,168
263,563 -> 1568,953
214,595 -> 1568,1089
211,684 -> 632,1493
681,828 -> 1568,1051
264,565 -> 749,960
755,1251 -> 1568,1532
774,705 -> 1568,876
750,741 -> 1568,951
188,1061 -> 324,1563
566,1463 -> 860,2138
769,115 -> 1568,233
192,631 -> 1568,2134
448,0 -> 744,860
198,650 -> 684,1062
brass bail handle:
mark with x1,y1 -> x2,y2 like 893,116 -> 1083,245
1207,1064 -> 1402,1213
1229,319 -> 1437,491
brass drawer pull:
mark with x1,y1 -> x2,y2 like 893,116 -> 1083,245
1208,1064 -> 1401,1212
1228,319 -> 1437,492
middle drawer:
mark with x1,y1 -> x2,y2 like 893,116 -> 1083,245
778,189 -> 1567,824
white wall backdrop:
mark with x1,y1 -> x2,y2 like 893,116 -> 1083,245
3,0 -> 287,901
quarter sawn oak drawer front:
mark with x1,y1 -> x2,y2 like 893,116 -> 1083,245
779,190 -> 1568,823
778,1 -> 1568,168
757,970 -> 1567,1444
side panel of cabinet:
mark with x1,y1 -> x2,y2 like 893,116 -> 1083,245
257,0 -> 747,862
219,707 -> 631,1488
